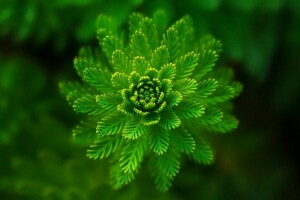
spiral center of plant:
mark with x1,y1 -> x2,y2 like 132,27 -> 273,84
129,76 -> 165,113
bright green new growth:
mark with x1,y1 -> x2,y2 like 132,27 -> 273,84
60,11 -> 242,192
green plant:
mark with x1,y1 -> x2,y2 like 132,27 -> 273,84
60,11 -> 242,191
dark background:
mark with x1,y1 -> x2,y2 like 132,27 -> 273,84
1,0 -> 299,199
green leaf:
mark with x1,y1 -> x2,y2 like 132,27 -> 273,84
165,91 -> 183,108
231,81 -> 243,98
201,84 -> 235,105
197,79 -> 218,98
118,101 -> 135,116
96,93 -> 123,114
151,45 -> 169,70
132,56 -> 150,75
191,138 -> 214,165
149,125 -> 169,155
130,30 -> 151,59
145,68 -> 159,79
83,68 -> 113,92
199,35 -> 222,54
100,34 -> 123,59
139,17 -> 159,49
153,170 -> 172,192
59,82 -> 88,105
205,115 -> 239,133
173,78 -> 198,96
193,50 -> 218,80
110,162 -> 137,189
111,72 -> 129,90
123,117 -> 147,140
73,120 -> 97,145
119,138 -> 147,173
155,148 -> 181,178
159,110 -> 181,130
160,79 -> 173,95
151,148 -> 181,191
198,107 -> 223,126
142,113 -> 161,126
78,47 -> 103,69
129,13 -> 144,36
170,15 -> 194,54
162,27 -> 180,62
173,128 -> 195,154
128,71 -> 141,85
74,58 -> 88,78
175,99 -> 205,119
96,113 -> 128,137
111,50 -> 132,73
175,51 -> 199,79
73,94 -> 101,115
159,63 -> 176,80
209,67 -> 234,84
87,135 -> 122,160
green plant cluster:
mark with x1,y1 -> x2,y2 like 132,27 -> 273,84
60,12 -> 242,191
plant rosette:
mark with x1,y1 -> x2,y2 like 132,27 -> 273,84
60,11 -> 242,191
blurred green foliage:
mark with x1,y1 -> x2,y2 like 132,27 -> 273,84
0,0 -> 143,50
0,0 -> 299,199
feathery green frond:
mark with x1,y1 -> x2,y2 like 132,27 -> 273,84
83,68 -> 113,92
111,50 -> 132,73
132,56 -> 150,75
111,72 -> 129,90
151,45 -> 170,69
191,138 -> 214,165
205,115 -> 239,133
119,138 -> 147,173
159,110 -> 181,130
164,91 -> 183,108
100,34 -> 123,59
197,79 -> 219,98
171,15 -> 194,53
175,51 -> 199,79
159,63 -> 176,80
87,135 -> 122,160
123,117 -> 147,140
151,148 -> 181,192
193,50 -> 218,81
73,120 -> 97,145
96,93 -> 122,114
175,99 -> 205,119
199,35 -> 222,54
139,17 -> 159,49
130,30 -> 151,58
198,107 -> 223,126
129,13 -> 144,36
162,27 -> 180,62
173,78 -> 198,96
201,84 -> 236,105
59,82 -> 88,105
73,94 -> 101,115
96,113 -> 128,137
110,161 -> 137,189
173,128 -> 195,154
149,126 -> 169,155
